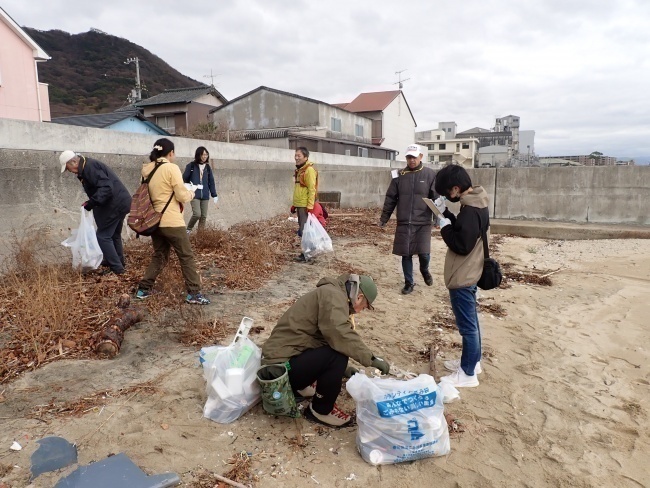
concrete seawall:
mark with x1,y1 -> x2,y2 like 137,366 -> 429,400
0,119 -> 648,264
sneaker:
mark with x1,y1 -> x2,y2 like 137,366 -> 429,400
186,292 -> 210,305
440,368 -> 479,388
401,282 -> 415,295
308,403 -> 352,427
186,229 -> 191,234
422,270 -> 433,286
135,289 -> 151,300
444,359 -> 482,374
297,382 -> 316,398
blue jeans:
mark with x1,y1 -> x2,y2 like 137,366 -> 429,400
449,285 -> 481,376
401,254 -> 430,284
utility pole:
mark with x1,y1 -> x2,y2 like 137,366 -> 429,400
124,57 -> 142,102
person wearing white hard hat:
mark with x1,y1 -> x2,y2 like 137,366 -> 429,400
59,150 -> 132,275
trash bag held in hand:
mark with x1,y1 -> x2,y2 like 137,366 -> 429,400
346,373 -> 450,465
202,317 -> 261,424
61,209 -> 103,270
301,213 -> 333,259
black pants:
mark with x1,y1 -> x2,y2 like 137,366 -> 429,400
95,211 -> 127,273
288,346 -> 348,415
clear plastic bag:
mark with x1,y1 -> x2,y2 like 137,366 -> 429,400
61,209 -> 103,270
301,213 -> 333,259
202,318 -> 261,423
346,373 -> 450,465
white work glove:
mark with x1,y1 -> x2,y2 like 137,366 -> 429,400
434,196 -> 447,215
439,218 -> 452,228
184,183 -> 197,192
213,196 -> 218,204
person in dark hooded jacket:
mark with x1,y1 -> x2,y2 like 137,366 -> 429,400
182,146 -> 218,232
379,144 -> 437,294
59,150 -> 131,275
433,164 -> 490,389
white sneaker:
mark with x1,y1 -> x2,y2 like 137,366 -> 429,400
440,368 -> 479,388
443,359 -> 482,374
309,403 -> 352,427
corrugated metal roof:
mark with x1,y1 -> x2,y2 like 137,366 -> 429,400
136,85 -> 227,107
52,111 -> 137,128
51,110 -> 168,134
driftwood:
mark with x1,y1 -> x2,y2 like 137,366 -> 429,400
94,294 -> 144,358
429,344 -> 438,379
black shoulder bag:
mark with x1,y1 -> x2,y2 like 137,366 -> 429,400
477,228 -> 503,290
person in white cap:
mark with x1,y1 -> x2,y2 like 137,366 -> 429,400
378,144 -> 437,294
59,150 -> 132,275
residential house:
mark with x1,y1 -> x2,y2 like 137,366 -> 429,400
416,123 -> 479,168
210,86 -> 397,159
134,85 -> 227,135
0,6 -> 51,121
336,90 -> 416,161
51,109 -> 168,135
457,115 -> 537,167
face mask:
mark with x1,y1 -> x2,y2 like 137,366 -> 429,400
447,195 -> 461,203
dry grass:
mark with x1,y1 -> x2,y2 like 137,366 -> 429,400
0,217 -> 296,384
28,379 -> 160,421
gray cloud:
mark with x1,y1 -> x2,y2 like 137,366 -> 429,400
4,0 -> 650,157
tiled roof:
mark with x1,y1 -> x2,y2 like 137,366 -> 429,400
136,85 -> 227,107
343,91 -> 401,113
51,110 -> 167,134
343,90 -> 416,126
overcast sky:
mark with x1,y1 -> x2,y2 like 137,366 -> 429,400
5,0 -> 650,158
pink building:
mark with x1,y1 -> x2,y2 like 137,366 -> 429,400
0,7 -> 51,121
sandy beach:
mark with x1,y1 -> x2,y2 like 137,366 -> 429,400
1,221 -> 649,487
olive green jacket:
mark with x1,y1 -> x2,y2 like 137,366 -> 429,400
261,275 -> 374,366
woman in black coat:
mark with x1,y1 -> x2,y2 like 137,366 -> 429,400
182,146 -> 218,232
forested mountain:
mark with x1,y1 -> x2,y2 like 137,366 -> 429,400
25,28 -> 200,117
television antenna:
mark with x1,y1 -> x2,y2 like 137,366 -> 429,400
393,69 -> 410,89
204,69 -> 221,86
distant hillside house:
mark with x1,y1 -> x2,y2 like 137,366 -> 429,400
336,91 -> 416,161
51,109 -> 168,135
135,85 -> 227,135
0,7 -> 51,121
210,86 -> 397,159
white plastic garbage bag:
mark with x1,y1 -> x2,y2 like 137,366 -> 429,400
301,213 -> 333,259
346,373 -> 450,465
61,209 -> 103,270
202,317 -> 261,423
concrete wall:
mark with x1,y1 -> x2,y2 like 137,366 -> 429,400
212,89 -> 320,130
382,94 -> 416,161
0,118 -> 392,168
0,119 -> 647,265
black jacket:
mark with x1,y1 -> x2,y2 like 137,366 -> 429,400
77,157 -> 132,226
380,164 -> 437,256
